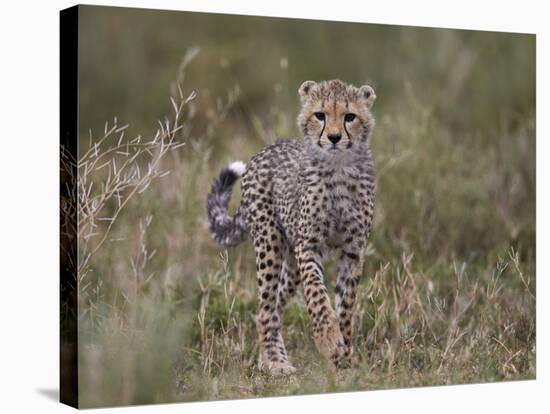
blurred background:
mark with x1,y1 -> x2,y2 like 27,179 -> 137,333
79,6 -> 535,153
75,5 -> 535,408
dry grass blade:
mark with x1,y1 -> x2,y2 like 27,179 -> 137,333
72,54 -> 198,279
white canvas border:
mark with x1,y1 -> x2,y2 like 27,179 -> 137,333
0,0 -> 546,412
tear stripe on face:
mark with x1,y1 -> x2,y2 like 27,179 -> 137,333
343,119 -> 351,142
318,117 -> 326,140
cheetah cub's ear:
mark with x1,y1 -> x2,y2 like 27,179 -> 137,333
359,84 -> 376,109
298,80 -> 317,101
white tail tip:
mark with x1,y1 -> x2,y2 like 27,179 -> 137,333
228,161 -> 246,177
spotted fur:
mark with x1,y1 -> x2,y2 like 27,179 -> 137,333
207,79 -> 376,374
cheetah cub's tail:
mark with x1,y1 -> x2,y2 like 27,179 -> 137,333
207,161 -> 248,247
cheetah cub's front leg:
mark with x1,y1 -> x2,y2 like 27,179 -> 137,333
296,243 -> 348,369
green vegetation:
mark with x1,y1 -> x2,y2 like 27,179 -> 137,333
74,5 -> 535,408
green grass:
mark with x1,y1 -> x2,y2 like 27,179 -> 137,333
75,95 -> 535,407
72,6 -> 535,408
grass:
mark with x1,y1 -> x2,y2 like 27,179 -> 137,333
70,7 -> 535,408
74,83 -> 535,407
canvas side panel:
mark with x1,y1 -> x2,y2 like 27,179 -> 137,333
60,5 -> 79,409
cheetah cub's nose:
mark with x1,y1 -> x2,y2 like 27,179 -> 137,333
328,133 -> 342,144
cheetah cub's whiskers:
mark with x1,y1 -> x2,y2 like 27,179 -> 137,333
207,79 -> 376,375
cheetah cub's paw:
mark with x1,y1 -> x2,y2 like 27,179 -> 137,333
345,350 -> 361,369
314,316 -> 348,369
335,349 -> 361,370
258,355 -> 297,376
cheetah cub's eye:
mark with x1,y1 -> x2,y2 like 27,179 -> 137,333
314,112 -> 326,121
344,113 -> 357,123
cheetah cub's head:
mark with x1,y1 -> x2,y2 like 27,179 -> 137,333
297,79 -> 376,158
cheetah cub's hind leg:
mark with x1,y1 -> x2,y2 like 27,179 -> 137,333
335,248 -> 365,367
276,245 -> 300,313
253,227 -> 296,376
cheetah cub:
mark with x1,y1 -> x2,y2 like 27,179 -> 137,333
207,79 -> 376,375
